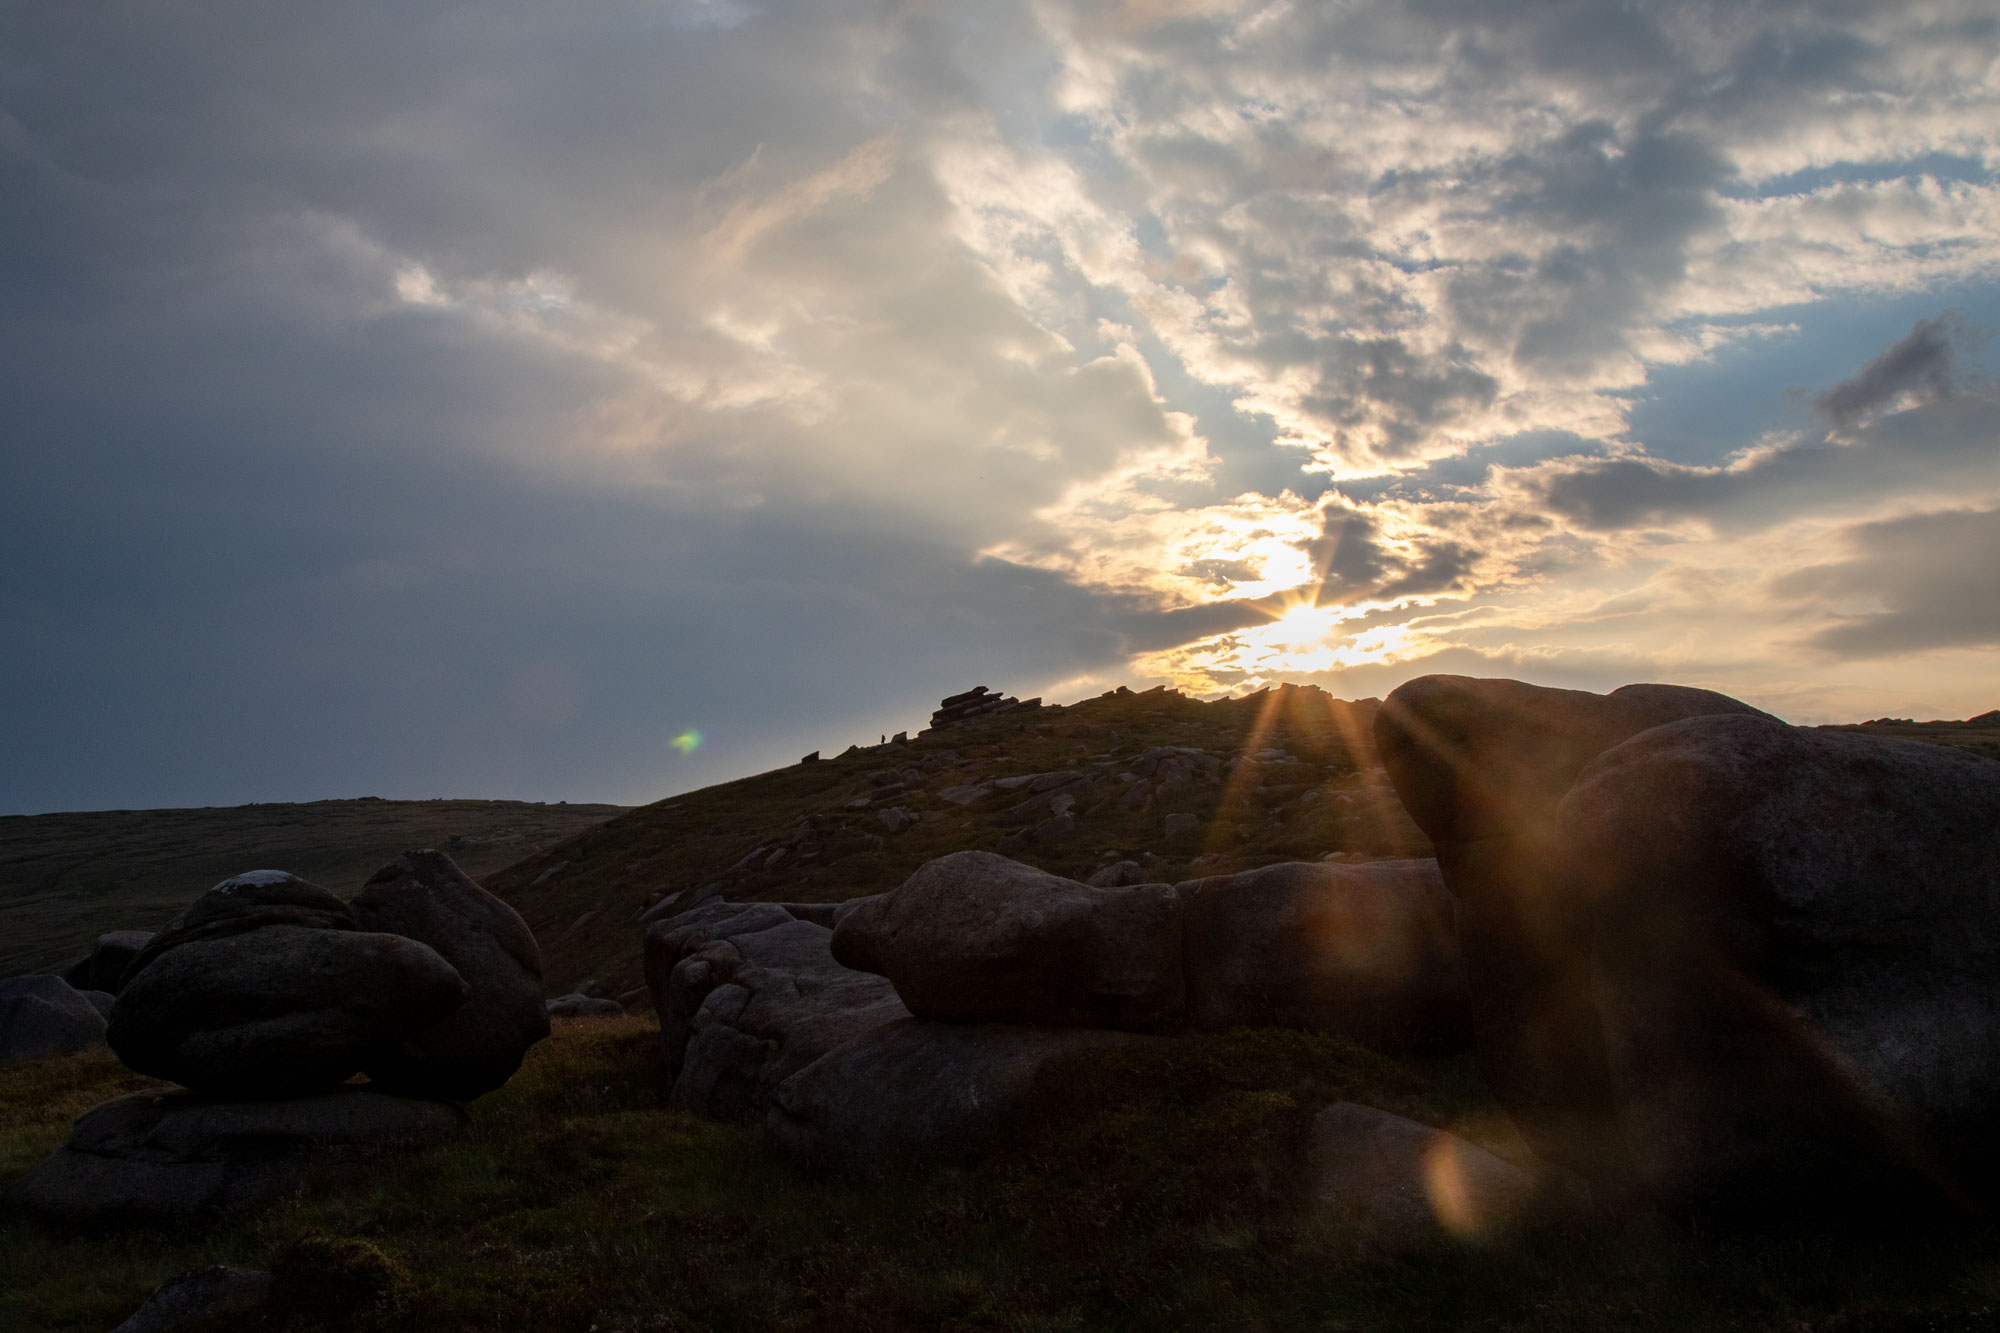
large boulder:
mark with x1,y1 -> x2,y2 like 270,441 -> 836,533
645,900 -> 910,1119
1373,676 -> 1769,1184
766,1019 -> 1155,1174
1309,1102 -> 1534,1242
349,850 -> 549,1100
1179,859 -> 1468,1052
0,974 -> 108,1064
7,1086 -> 465,1223
832,851 -> 1185,1030
1560,714 -> 2000,1218
109,874 -> 468,1099
62,930 -> 155,994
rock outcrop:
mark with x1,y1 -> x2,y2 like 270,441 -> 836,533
832,851 -> 1186,1030
644,900 -> 911,1119
108,873 -> 468,1099
61,930 -> 155,995
1560,713 -> 2000,1218
0,974 -> 108,1065
1308,1102 -> 1534,1242
924,686 -> 1041,731
349,850 -> 549,1101
7,1086 -> 465,1223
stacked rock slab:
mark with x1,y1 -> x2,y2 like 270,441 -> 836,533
1559,713 -> 2000,1218
926,686 -> 1041,731
8,1086 -> 465,1222
1371,677 -> 1771,1193
108,872 -> 468,1099
350,850 -> 549,1100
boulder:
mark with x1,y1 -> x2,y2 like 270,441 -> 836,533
766,1019 -> 1155,1173
644,900 -> 910,1119
1179,859 -> 1468,1052
62,930 -> 155,994
832,851 -> 1184,1030
7,1086 -> 466,1223
111,1265 -> 273,1333
121,872 -> 357,983
1373,676 -> 1770,1185
546,994 -> 624,1018
1309,1102 -> 1534,1242
1560,714 -> 2000,1218
349,850 -> 549,1100
110,921 -> 468,1100
80,989 -> 117,1019
0,974 -> 108,1064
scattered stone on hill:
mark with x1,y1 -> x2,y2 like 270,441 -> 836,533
1373,676 -> 1772,1188
111,1265 -> 273,1333
877,806 -> 917,834
546,993 -> 623,1018
924,685 -> 1042,731
1558,713 -> 2000,1219
832,851 -> 1186,1030
765,1018 -> 1157,1174
7,1085 -> 466,1223
61,929 -> 155,994
0,974 -> 108,1065
1087,859 -> 1145,888
1162,812 -> 1199,839
644,900 -> 911,1119
1309,1102 -> 1534,1243
1179,859 -> 1467,1053
350,850 -> 549,1101
108,873 -> 469,1099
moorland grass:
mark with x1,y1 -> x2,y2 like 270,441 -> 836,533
4,1018 -> 1998,1332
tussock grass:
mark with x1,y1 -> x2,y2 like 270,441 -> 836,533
5,1019 -> 1997,1331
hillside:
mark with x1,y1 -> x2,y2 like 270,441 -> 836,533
490,683 -> 1431,1000
1819,711 -> 2000,761
0,798 -> 627,979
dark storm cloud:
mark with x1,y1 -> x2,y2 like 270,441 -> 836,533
1775,507 -> 2000,657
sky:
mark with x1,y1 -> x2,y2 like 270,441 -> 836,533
3,0 -> 1998,814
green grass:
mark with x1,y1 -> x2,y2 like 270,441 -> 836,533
5,1019 -> 1997,1332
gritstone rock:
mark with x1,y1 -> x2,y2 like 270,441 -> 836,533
1372,676 -> 1770,1186
108,873 -> 468,1099
1560,713 -> 2000,1219
645,900 -> 910,1119
1179,859 -> 1468,1052
62,930 -> 155,994
350,850 -> 549,1100
0,974 -> 108,1065
1309,1102 -> 1534,1242
831,851 -> 1184,1030
110,1265 -> 273,1333
546,994 -> 624,1018
766,1019 -> 1155,1174
7,1086 -> 466,1223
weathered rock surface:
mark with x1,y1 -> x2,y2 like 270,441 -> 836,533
645,901 -> 910,1119
546,993 -> 624,1018
0,974 -> 108,1064
1373,676 -> 1770,1185
1309,1102 -> 1534,1241
832,851 -> 1185,1030
1180,859 -> 1468,1052
7,1086 -> 466,1223
1561,714 -> 2000,1217
350,850 -> 549,1100
111,1265 -> 273,1333
109,894 -> 469,1099
766,1019 -> 1154,1173
62,930 -> 155,994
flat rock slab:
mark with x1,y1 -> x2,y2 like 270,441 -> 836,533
7,1086 -> 466,1224
767,1018 -> 1156,1174
1310,1101 -> 1534,1243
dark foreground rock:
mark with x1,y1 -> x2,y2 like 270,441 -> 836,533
350,850 -> 549,1100
1561,714 -> 2000,1218
111,1265 -> 272,1333
766,1018 -> 1155,1173
831,851 -> 1185,1030
109,874 -> 470,1097
0,974 -> 107,1065
1373,676 -> 1771,1187
645,900 -> 910,1119
8,1086 -> 466,1223
1309,1102 -> 1534,1242
1180,858 -> 1467,1052
62,930 -> 155,995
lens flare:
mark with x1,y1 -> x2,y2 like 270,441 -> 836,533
670,730 -> 703,754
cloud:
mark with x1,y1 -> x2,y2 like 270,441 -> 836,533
1775,506 -> 2000,658
1812,311 -> 1977,426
